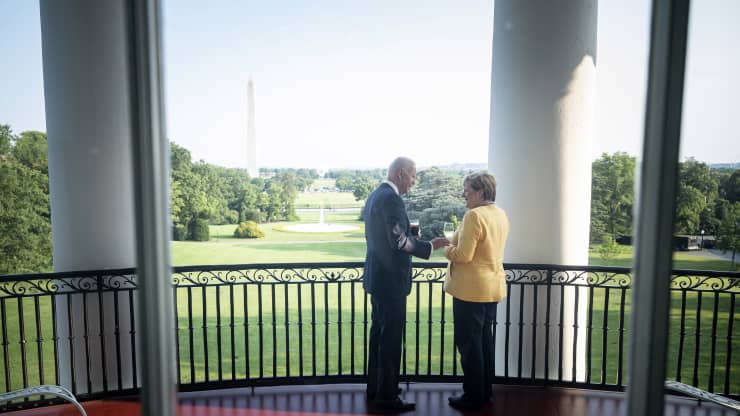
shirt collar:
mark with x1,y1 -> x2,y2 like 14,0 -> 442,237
382,180 -> 399,195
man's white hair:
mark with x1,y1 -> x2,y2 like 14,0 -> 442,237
387,157 -> 415,179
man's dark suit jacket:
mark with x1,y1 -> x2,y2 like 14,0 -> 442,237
363,182 -> 432,296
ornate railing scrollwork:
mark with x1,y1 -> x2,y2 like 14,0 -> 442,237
0,269 -> 136,297
670,273 -> 740,292
2,262 -> 736,294
0,261 -> 737,406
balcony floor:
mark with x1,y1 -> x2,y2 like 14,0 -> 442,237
3,383 -> 735,416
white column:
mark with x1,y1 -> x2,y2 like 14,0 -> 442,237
40,0 -> 136,394
488,0 -> 597,381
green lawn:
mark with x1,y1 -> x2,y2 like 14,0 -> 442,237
588,244 -> 738,271
306,178 -> 337,191
170,278 -> 738,393
179,213 -> 738,270
173,283 -> 461,382
1,212 -> 737,395
162,216 -> 740,394
294,191 -> 362,209
3,278 -> 735,394
210,212 -> 365,242
172,212 -> 450,265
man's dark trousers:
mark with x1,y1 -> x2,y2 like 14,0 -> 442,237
367,293 -> 406,401
453,298 -> 497,403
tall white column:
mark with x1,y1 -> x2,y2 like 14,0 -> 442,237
488,0 -> 597,381
40,0 -> 136,394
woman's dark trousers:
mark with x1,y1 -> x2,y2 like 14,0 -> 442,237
453,298 -> 497,403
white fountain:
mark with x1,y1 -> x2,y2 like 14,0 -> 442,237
283,206 -> 359,233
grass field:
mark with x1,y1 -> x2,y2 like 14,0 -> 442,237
168,282 -> 737,393
176,210 -> 737,270
306,178 -> 337,191
168,210 -> 739,394
0,208 -> 737,395
1,276 -> 736,394
172,212 -> 449,265
294,192 -> 362,209
588,244 -> 738,271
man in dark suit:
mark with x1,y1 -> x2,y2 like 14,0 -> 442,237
363,157 -> 448,412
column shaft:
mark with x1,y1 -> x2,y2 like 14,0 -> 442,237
40,0 -> 136,393
488,0 -> 597,381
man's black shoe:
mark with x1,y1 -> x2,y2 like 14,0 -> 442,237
448,395 -> 485,410
367,387 -> 403,402
373,397 -> 415,412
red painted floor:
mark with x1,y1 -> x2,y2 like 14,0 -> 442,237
2,383 -> 735,416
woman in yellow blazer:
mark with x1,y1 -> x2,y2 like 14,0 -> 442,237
443,172 -> 509,410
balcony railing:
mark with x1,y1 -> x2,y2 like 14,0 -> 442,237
0,262 -> 737,410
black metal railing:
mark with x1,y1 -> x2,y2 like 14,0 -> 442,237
0,263 -> 737,410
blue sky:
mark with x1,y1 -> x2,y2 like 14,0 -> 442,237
1,1 -> 738,169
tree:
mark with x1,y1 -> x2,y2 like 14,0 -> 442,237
170,142 -> 193,178
189,218 -> 210,241
0,158 -> 52,274
597,234 -> 622,264
171,169 -> 210,240
277,171 -> 299,220
590,153 -> 635,242
0,124 -> 12,157
406,167 -> 465,212
223,171 -> 258,223
233,221 -> 264,238
192,162 -> 230,224
294,168 -> 319,191
680,158 -> 717,197
12,131 -> 49,174
351,176 -> 379,202
674,186 -> 705,234
251,177 -> 265,191
721,170 -> 740,203
405,167 -> 467,239
170,142 -> 250,240
335,175 -> 353,191
417,205 -> 468,239
182,175 -> 210,237
675,158 -> 719,234
262,181 -> 284,222
715,202 -> 739,267
699,199 -> 724,235
0,127 -> 52,274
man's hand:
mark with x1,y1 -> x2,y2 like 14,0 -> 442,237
431,237 -> 450,250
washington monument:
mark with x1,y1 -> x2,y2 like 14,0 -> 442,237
246,78 -> 258,178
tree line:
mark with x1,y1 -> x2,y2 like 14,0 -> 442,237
169,142 -> 318,241
0,126 -> 318,273
589,152 -> 739,264
1,123 -> 737,274
0,126 -> 51,274
328,167 -> 470,239
328,169 -> 386,202
589,153 -> 739,238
